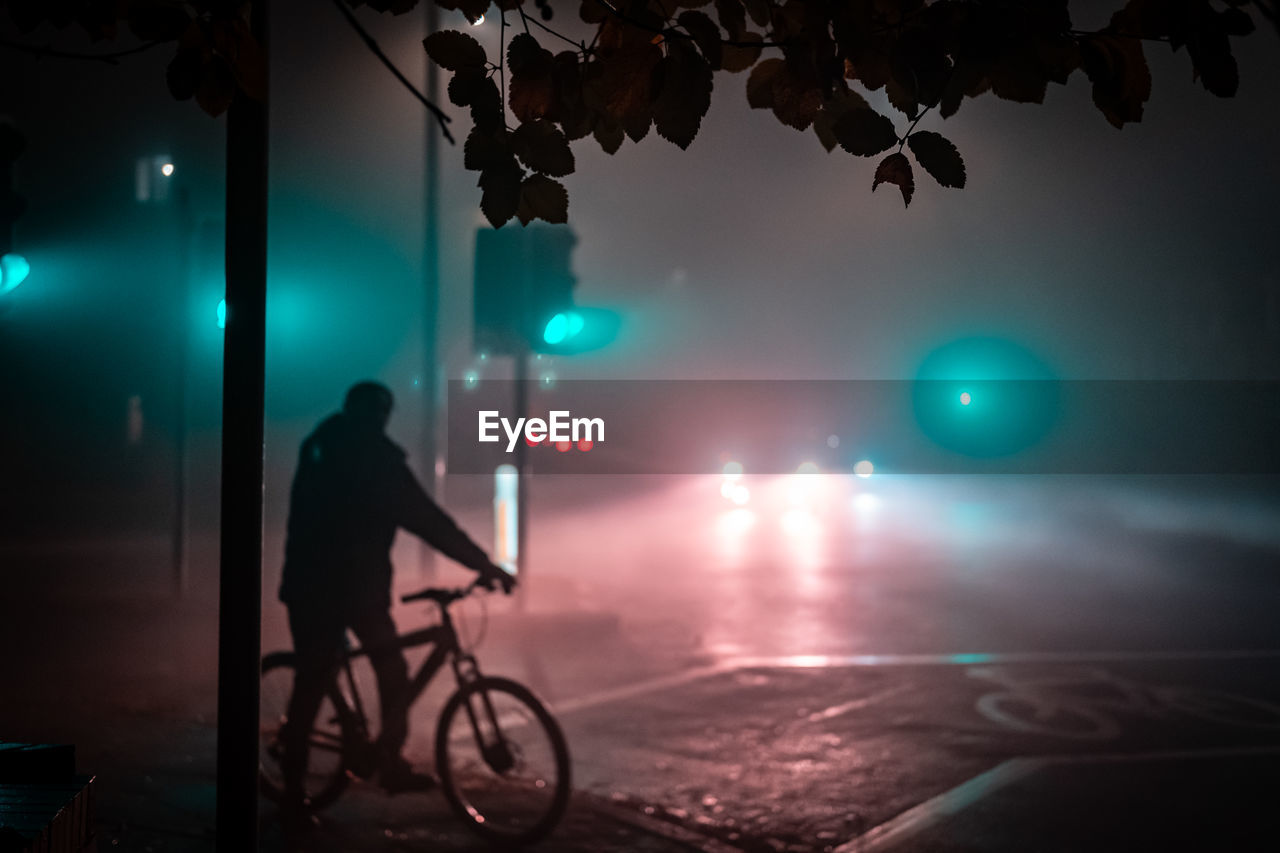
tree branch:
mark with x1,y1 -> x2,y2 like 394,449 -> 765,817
331,0 -> 454,144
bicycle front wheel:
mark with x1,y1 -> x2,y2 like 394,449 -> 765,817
436,676 -> 571,846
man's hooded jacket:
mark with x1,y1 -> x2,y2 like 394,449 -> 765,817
280,412 -> 491,611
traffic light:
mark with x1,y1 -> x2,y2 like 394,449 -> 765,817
912,337 -> 1059,458
0,122 -> 29,295
474,224 -> 577,356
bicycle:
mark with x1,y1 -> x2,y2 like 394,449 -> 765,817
258,580 -> 572,846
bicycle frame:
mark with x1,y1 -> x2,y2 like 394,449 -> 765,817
333,601 -> 487,739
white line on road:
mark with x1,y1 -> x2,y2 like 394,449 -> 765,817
805,685 -> 913,725
836,746 -> 1280,853
552,664 -> 738,716
553,649 -> 1280,717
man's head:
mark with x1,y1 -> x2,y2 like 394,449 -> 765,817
343,381 -> 394,431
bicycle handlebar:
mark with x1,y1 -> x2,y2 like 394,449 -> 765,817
400,579 -> 480,606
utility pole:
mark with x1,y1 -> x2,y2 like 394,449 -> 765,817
172,186 -> 192,598
421,0 -> 441,578
215,0 -> 268,848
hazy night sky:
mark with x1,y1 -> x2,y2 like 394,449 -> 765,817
3,1 -> 1279,550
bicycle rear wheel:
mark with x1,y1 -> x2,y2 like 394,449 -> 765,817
436,676 -> 571,846
259,653 -> 352,810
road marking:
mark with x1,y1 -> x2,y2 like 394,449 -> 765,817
805,685 -> 912,724
836,746 -> 1280,852
835,757 -> 1040,853
553,649 -> 1280,717
552,664 -> 738,716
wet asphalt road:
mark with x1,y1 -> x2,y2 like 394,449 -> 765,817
5,473 -> 1280,850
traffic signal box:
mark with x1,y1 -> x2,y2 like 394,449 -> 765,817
473,224 -> 577,356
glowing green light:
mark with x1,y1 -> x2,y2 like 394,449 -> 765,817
959,391 -> 972,406
0,253 -> 30,295
543,313 -> 568,344
543,310 -> 585,345
216,298 -> 226,329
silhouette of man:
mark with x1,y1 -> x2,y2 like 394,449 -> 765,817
279,381 -> 513,806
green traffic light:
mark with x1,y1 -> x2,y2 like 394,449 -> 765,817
0,252 -> 29,295
217,298 -> 226,329
542,310 -> 585,345
543,312 -> 568,344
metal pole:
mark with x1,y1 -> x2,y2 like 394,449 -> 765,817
172,187 -> 192,598
420,0 -> 442,577
215,0 -> 268,848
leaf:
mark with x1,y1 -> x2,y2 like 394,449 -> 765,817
765,60 -> 823,130
721,31 -> 763,73
653,41 -> 714,149
598,44 -> 662,126
832,108 -> 897,156
464,128 -> 512,172
448,71 -> 485,106
469,76 -> 504,131
507,32 -> 552,77
885,77 -> 918,119
479,163 -> 525,228
872,152 -> 914,207
713,0 -> 746,39
622,111 -> 652,143
988,46 -> 1050,104
1080,34 -> 1151,128
812,111 -> 837,152
593,118 -> 625,154
743,0 -> 771,28
1186,15 -> 1238,97
516,174 -> 570,225
457,0 -> 490,23
166,48 -> 200,101
510,74 -> 558,123
424,30 -> 487,73
906,131 -> 966,188
678,10 -> 723,70
812,87 -> 869,152
553,53 -> 592,140
195,56 -> 235,117
746,58 -> 782,109
512,120 -> 575,176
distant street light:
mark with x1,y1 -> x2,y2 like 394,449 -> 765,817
161,162 -> 175,177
